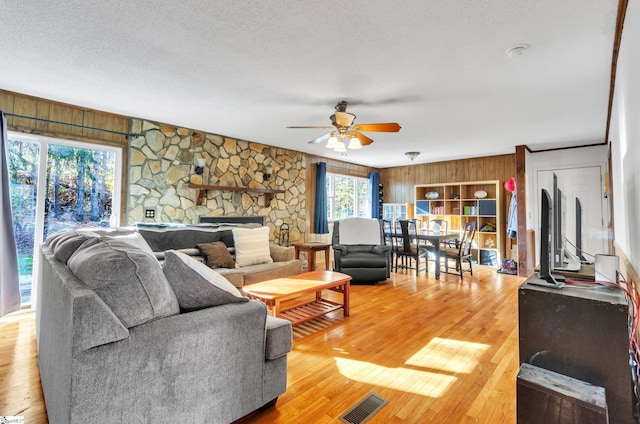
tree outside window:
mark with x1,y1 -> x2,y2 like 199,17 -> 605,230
327,173 -> 370,220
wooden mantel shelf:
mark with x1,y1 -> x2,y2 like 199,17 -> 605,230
187,184 -> 285,207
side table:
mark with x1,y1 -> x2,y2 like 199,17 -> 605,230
293,242 -> 331,272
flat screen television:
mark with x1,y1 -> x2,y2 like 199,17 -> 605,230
575,197 -> 591,263
552,175 -> 580,272
553,174 -> 562,268
535,188 -> 565,288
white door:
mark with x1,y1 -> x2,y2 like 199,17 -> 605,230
537,166 -> 606,264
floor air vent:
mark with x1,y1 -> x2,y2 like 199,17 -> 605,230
339,392 -> 388,424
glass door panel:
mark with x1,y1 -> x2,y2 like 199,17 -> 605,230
8,138 -> 40,304
44,145 -> 116,239
7,134 -> 120,306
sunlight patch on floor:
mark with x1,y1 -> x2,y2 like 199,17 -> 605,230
334,337 -> 489,398
334,357 -> 456,398
405,337 -> 489,374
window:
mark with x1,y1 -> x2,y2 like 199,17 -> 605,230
8,133 -> 122,306
326,173 -> 370,220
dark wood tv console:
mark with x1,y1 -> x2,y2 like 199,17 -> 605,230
518,276 -> 633,424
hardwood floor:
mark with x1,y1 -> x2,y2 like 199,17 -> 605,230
0,266 -> 524,423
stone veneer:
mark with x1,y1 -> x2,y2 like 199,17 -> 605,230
127,119 -> 306,242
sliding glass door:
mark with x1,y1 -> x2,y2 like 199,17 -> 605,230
7,133 -> 122,306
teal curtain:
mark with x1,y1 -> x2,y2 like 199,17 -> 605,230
370,171 -> 380,219
314,162 -> 329,234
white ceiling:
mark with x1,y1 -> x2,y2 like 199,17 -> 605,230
1,1 -> 619,168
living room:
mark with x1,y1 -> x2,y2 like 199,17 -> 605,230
2,0 -> 640,423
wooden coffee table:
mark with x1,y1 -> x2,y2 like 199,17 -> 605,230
242,270 -> 351,326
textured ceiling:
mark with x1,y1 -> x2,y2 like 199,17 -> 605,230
0,1 -> 619,167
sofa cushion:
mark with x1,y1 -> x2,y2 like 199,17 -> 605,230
53,232 -> 99,264
214,268 -> 245,288
47,230 -> 83,249
68,237 -> 179,328
232,227 -> 273,267
339,252 -> 388,268
138,227 -> 233,252
110,232 -> 155,255
163,250 -> 249,311
197,241 -> 236,269
269,244 -> 295,262
241,260 -> 303,286
153,248 -> 203,263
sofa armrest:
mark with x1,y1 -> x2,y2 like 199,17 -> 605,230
265,316 -> 293,359
372,245 -> 391,255
269,245 -> 295,262
332,244 -> 348,255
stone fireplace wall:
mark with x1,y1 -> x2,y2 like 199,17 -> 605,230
127,119 -> 306,242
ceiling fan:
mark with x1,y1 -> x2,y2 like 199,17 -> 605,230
287,101 -> 401,152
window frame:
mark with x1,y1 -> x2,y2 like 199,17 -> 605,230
326,172 -> 371,221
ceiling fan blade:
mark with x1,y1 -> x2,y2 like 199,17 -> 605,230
287,126 -> 334,130
354,131 -> 374,146
308,132 -> 332,144
353,123 -> 401,132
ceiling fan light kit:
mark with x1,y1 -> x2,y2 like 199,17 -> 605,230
405,151 -> 420,161
348,137 -> 362,149
333,141 -> 347,153
333,111 -> 356,127
288,101 -> 401,154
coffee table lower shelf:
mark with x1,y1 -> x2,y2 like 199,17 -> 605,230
279,298 -> 344,326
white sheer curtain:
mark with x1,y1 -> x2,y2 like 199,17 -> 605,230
0,110 -> 21,316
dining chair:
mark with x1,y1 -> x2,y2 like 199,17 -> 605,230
392,220 -> 406,269
441,221 -> 477,279
422,219 -> 450,262
381,219 -> 398,264
395,219 -> 428,275
425,219 -> 448,235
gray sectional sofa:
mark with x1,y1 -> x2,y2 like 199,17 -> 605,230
36,227 -> 294,424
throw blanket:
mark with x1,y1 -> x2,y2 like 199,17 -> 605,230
338,217 -> 381,245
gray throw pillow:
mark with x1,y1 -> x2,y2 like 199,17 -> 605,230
163,250 -> 248,312
197,241 -> 236,269
68,237 -> 179,328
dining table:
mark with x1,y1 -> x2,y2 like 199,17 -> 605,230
385,230 -> 459,279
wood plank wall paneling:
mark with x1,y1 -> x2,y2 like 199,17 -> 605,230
0,89 -> 130,221
305,154 -> 379,243
380,153 -> 516,263
1,90 -> 129,145
515,146 -> 529,276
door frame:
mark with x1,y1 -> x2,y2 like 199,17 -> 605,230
8,131 -> 123,309
532,163 -> 608,266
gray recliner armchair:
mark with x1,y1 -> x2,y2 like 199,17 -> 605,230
332,217 -> 391,284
